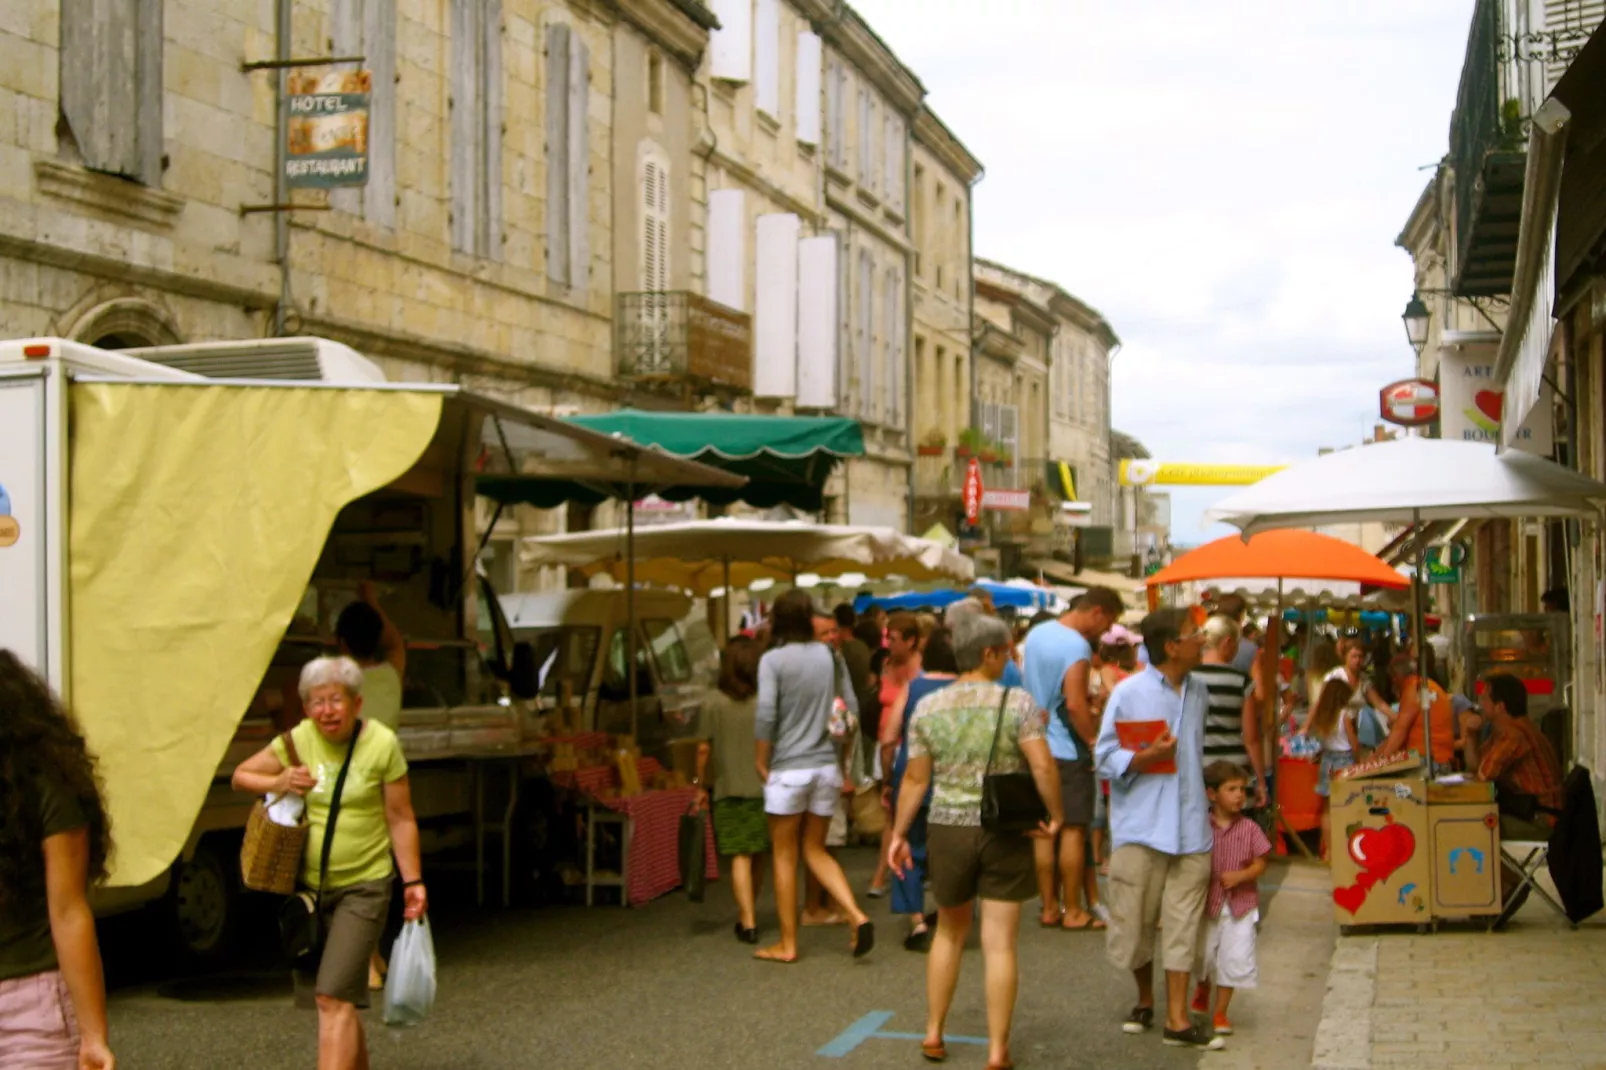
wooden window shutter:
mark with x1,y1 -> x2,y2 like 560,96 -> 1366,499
753,213 -> 800,398
545,23 -> 572,285
794,32 -> 822,146
796,234 -> 839,408
858,250 -> 875,421
60,0 -> 163,185
567,31 -> 591,290
710,0 -> 753,83
706,188 -> 746,311
481,0 -> 503,257
640,156 -> 669,292
449,0 -> 480,253
885,269 -> 902,426
754,0 -> 780,119
826,56 -> 845,168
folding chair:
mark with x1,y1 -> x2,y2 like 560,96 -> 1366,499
1494,838 -> 1570,928
1492,765 -> 1602,931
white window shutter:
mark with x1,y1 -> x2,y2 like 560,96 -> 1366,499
710,0 -> 753,82
858,88 -> 872,187
706,189 -> 747,311
826,57 -> 845,168
754,213 -> 800,398
797,234 -> 839,408
544,22 -> 571,285
884,113 -> 903,211
567,32 -> 591,290
794,32 -> 822,145
885,270 -> 903,426
641,157 -> 669,292
754,0 -> 780,119
857,250 -> 875,421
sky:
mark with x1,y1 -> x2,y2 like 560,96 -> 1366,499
851,0 -> 1476,545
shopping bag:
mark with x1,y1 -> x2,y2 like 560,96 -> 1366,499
382,918 -> 437,1028
679,810 -> 708,903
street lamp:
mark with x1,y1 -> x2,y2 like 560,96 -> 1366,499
1402,291 -> 1430,357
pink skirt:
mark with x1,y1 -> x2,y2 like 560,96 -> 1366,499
0,970 -> 80,1070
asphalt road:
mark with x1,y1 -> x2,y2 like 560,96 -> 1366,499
103,849 -> 1334,1069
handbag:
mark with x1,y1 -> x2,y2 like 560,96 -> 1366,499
678,807 -> 708,903
980,686 -> 1048,834
277,721 -> 364,965
240,732 -> 311,894
826,650 -> 856,743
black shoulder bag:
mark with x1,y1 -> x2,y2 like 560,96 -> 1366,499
277,721 -> 364,965
980,687 -> 1049,834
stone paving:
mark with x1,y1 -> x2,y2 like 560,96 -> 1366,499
1312,875 -> 1606,1070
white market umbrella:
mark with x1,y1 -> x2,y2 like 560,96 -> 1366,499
1203,437 -> 1606,534
1204,437 -> 1606,780
522,519 -> 974,638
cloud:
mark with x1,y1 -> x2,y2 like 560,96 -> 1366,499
851,0 -> 1475,543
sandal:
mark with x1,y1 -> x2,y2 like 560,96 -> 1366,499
1038,909 -> 1064,928
920,1041 -> 947,1063
903,926 -> 932,952
852,920 -> 875,958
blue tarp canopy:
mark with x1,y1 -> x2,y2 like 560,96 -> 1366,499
855,580 -> 1054,614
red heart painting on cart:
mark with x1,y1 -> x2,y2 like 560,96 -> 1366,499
1332,818 -> 1417,915
1474,390 -> 1504,423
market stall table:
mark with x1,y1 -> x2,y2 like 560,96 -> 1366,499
549,748 -> 717,906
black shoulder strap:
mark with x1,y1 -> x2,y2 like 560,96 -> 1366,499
984,686 -> 1012,777
316,720 -> 364,903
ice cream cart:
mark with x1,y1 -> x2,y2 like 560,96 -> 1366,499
1330,752 -> 1501,930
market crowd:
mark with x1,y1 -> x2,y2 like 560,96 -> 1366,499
693,586 -> 1569,1067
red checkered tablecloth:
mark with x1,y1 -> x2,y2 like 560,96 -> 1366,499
592,787 -> 718,906
549,756 -> 664,797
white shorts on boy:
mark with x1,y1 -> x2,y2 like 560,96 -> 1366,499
1196,903 -> 1259,989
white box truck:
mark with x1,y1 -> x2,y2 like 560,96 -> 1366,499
0,337 -> 737,963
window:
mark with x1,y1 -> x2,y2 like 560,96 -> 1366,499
603,628 -> 654,699
856,248 -> 875,419
513,626 -> 601,701
640,152 -> 670,292
60,0 -> 164,186
328,0 -> 397,226
826,55 -> 847,169
450,0 -> 502,256
754,0 -> 780,119
795,31 -> 822,145
642,619 -> 692,683
884,268 -> 903,426
858,86 -> 875,190
545,22 -> 591,289
884,112 -> 905,210
647,49 -> 664,114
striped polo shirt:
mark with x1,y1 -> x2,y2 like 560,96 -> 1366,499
1190,663 -> 1251,770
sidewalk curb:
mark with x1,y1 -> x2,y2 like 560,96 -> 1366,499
1310,936 -> 1378,1070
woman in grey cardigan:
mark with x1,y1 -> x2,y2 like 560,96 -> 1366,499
753,589 -> 874,963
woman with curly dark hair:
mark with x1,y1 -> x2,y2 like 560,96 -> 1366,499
0,650 -> 115,1069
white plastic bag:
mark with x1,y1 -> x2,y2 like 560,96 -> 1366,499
264,791 -> 305,827
382,917 -> 436,1028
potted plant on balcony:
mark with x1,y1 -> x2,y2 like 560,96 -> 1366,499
918,428 -> 947,457
956,427 -> 983,459
997,445 -> 1014,467
978,438 -> 999,465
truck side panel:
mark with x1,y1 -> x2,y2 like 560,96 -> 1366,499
0,371 -> 49,678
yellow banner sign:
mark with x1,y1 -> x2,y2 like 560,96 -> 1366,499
1118,460 -> 1286,487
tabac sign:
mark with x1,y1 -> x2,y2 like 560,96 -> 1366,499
286,70 -> 371,188
1378,379 -> 1439,427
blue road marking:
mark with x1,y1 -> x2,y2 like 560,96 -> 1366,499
818,1012 -> 987,1057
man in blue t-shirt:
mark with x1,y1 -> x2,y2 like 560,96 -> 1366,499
1022,587 -> 1124,930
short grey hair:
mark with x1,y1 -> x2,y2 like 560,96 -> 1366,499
299,655 -> 365,701
951,610 -> 1012,673
1202,614 -> 1240,647
946,597 -> 989,623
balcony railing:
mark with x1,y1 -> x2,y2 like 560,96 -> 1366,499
914,452 -> 1042,499
616,291 -> 752,392
1448,0 -> 1527,296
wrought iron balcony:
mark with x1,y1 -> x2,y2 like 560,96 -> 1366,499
1448,0 -> 1526,297
616,291 -> 752,392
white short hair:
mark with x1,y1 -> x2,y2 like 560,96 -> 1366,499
299,655 -> 365,701
1202,614 -> 1240,647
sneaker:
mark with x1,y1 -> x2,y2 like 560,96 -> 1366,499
1162,1022 -> 1225,1050
1190,982 -> 1211,1015
1121,1006 -> 1155,1035
1213,1014 -> 1233,1036
1092,902 -> 1111,925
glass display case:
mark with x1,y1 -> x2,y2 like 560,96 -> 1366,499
1464,612 -> 1570,722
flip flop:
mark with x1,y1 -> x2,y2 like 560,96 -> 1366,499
1038,910 -> 1064,928
852,920 -> 876,958
921,1041 -> 947,1062
1062,915 -> 1106,932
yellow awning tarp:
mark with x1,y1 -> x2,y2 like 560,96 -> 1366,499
68,383 -> 442,887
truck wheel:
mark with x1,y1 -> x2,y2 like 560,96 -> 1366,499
166,840 -> 240,968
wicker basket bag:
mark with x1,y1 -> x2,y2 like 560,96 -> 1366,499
240,731 -> 311,894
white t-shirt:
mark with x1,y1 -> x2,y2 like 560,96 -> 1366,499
1324,665 -> 1387,729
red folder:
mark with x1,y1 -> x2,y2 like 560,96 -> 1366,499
1116,719 -> 1175,774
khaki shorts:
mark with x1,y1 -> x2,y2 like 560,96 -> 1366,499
1104,845 -> 1210,973
294,876 -> 392,1010
927,824 -> 1036,908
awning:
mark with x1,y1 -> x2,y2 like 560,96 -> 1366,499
1025,558 -> 1145,607
561,409 -> 865,511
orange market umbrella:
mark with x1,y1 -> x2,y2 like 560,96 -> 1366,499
1145,530 -> 1409,590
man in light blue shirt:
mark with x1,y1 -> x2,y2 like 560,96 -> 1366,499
1022,588 -> 1123,931
1094,608 -> 1220,1050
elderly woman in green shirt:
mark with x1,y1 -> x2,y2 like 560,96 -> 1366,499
233,656 -> 425,1070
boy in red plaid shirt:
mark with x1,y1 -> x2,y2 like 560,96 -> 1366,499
1190,761 -> 1272,1036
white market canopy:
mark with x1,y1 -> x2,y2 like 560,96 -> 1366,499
1203,437 -> 1606,534
520,518 -> 975,596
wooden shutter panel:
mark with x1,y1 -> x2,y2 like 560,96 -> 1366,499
364,0 -> 396,227
754,0 -> 780,119
710,0 -> 753,82
449,0 -> 479,253
797,234 -> 839,408
61,0 -> 147,182
794,32 -> 822,146
481,0 -> 503,257
826,56 -> 844,167
885,270 -> 902,426
641,157 -> 669,292
754,213 -> 800,398
857,250 -> 874,420
706,188 -> 746,311
567,32 -> 591,290
545,23 -> 571,285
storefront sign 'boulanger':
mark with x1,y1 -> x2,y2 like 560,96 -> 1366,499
1117,461 -> 1286,487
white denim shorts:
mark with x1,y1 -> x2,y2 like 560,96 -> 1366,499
763,764 -> 843,818
1196,903 -> 1259,989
